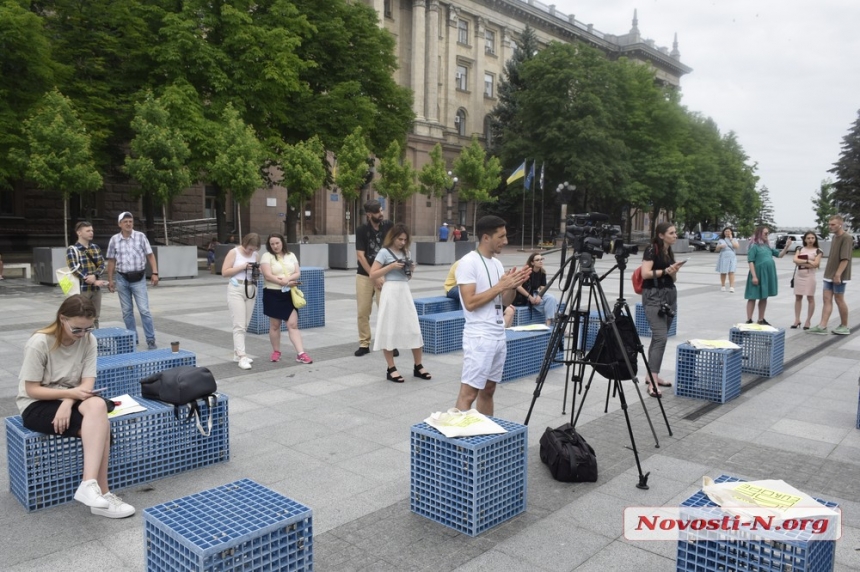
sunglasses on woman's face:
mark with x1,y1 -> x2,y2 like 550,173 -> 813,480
69,325 -> 95,334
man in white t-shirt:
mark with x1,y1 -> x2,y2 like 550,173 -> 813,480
455,216 -> 531,415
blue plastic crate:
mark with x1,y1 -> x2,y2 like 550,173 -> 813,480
248,267 -> 325,334
410,418 -> 527,537
418,311 -> 465,354
96,349 -> 196,397
635,302 -> 678,337
501,330 -> 563,382
6,395 -> 229,512
675,344 -> 742,403
144,479 -> 312,572
92,327 -> 137,356
414,296 -> 459,315
510,305 -> 546,327
729,327 -> 785,377
677,475 -> 837,572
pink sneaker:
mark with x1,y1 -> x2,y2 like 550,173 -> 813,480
296,352 -> 313,364
270,350 -> 281,362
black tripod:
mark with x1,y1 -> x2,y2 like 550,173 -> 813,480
524,247 -> 672,490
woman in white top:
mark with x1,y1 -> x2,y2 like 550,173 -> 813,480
17,295 -> 134,518
222,233 -> 261,369
260,233 -> 312,364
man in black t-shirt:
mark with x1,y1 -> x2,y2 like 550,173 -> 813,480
354,199 -> 393,356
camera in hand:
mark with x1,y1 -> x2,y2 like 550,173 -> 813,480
402,258 -> 414,278
247,262 -> 261,281
657,303 -> 676,318
566,213 -> 638,259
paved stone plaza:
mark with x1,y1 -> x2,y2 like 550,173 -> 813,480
0,248 -> 858,571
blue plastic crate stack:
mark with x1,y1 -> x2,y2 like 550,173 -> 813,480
675,344 -> 742,403
413,296 -> 459,315
247,266 -> 325,334
676,475 -> 837,572
144,479 -> 313,572
729,327 -> 785,377
7,396 -> 229,511
418,311 -> 465,354
501,330 -> 563,382
96,349 -> 196,396
410,418 -> 527,537
92,327 -> 137,356
634,302 -> 678,338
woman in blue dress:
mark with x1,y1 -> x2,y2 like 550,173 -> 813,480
744,226 -> 793,325
714,227 -> 739,292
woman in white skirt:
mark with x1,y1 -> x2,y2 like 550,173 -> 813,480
370,223 -> 430,383
714,227 -> 739,292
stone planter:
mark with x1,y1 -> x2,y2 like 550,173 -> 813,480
148,246 -> 198,280
328,243 -> 357,269
289,243 -> 328,268
415,242 -> 455,265
213,244 -> 234,275
455,241 -> 476,260
32,247 -> 69,285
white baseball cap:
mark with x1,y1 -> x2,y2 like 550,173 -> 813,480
118,211 -> 133,223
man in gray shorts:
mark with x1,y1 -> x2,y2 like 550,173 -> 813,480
454,216 -> 530,415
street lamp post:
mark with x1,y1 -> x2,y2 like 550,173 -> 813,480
556,182 -> 576,247
446,170 -> 458,224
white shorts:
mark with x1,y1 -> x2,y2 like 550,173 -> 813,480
461,336 -> 507,390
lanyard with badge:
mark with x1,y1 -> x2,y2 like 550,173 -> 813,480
478,252 -> 504,325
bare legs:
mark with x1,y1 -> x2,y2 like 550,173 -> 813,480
746,298 -> 768,322
455,382 -> 496,416
78,397 -> 110,493
795,295 -> 815,327
269,312 -> 306,356
384,347 -> 427,378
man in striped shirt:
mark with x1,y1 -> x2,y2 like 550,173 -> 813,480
106,212 -> 159,349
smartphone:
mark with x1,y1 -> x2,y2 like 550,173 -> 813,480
294,281 -> 302,285
678,258 -> 690,265
90,387 -> 107,394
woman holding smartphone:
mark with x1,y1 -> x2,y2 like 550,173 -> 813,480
791,231 -> 823,329
640,222 -> 685,397
714,227 -> 739,292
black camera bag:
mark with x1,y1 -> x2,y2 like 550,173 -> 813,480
585,314 -> 639,380
539,423 -> 598,482
140,366 -> 218,436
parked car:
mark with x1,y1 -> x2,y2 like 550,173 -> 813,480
688,234 -> 707,251
775,234 -> 804,252
701,231 -> 721,252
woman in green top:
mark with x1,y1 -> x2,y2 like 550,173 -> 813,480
744,226 -> 793,325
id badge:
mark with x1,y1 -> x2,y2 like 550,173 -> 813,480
495,304 -> 503,325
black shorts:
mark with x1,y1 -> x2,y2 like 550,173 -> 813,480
22,400 -> 85,438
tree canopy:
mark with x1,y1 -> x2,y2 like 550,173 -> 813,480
830,110 -> 860,228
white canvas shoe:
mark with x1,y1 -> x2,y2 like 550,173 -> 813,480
91,492 -> 135,519
238,357 -> 252,370
74,479 -> 109,508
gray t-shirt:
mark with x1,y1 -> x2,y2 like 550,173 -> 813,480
375,248 -> 411,282
17,332 -> 98,414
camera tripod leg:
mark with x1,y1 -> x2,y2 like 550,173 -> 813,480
614,378 -> 650,489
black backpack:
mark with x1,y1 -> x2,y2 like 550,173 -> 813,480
140,366 -> 218,436
539,423 -> 598,482
585,314 -> 639,380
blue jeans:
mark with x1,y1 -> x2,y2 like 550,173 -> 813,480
116,274 -> 156,343
446,285 -> 460,300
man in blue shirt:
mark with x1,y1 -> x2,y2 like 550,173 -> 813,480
438,222 -> 449,242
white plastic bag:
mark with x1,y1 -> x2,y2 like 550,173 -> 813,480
56,267 -> 80,296
701,476 -> 839,520
424,408 -> 506,438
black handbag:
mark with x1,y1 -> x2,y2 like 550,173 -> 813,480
539,423 -> 598,482
790,267 -> 797,289
140,366 -> 218,436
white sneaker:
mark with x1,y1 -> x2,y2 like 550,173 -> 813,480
720,286 -> 726,292
238,357 -> 252,370
729,287 -> 735,293
74,479 -> 109,508
91,492 -> 135,519
233,354 -> 253,363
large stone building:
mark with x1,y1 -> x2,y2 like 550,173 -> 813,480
0,1 -> 689,251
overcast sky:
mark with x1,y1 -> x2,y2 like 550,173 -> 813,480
552,0 -> 860,229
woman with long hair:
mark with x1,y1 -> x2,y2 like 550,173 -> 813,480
370,223 -> 430,383
222,233 -> 261,369
260,233 -> 312,364
744,226 -> 793,325
640,222 -> 686,397
17,295 -> 134,518
714,227 -> 739,292
507,253 -> 559,326
791,231 -> 823,329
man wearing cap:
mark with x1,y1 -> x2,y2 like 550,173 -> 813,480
354,199 -> 392,356
438,222 -> 449,242
106,212 -> 159,349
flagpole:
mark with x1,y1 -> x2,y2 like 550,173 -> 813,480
539,163 -> 545,247
530,174 -> 535,250
521,168 -> 526,252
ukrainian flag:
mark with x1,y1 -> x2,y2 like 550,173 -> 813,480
506,161 -> 526,185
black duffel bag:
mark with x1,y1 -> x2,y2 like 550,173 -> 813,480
140,366 -> 218,436
539,423 -> 598,482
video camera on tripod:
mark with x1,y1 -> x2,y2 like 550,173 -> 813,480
566,213 -> 638,259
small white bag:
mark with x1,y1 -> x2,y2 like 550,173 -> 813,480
424,408 -> 507,438
56,267 -> 80,296
701,476 -> 839,520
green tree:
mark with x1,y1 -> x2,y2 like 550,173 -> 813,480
755,186 -> 777,229
208,104 -> 265,239
454,136 -> 502,232
276,135 -> 326,242
376,140 -> 418,223
812,179 -> 837,237
335,127 -> 372,234
418,143 -> 453,232
124,93 -> 192,245
489,25 -> 539,161
0,0 -> 61,187
830,109 -> 860,228
14,89 -> 102,245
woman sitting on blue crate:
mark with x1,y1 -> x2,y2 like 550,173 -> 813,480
370,223 -> 431,383
504,253 -> 559,327
17,295 -> 135,518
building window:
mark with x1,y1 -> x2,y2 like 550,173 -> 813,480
205,186 -> 218,219
384,0 -> 392,19
455,109 -> 467,136
484,73 -> 494,98
457,19 -> 469,45
485,29 -> 495,55
456,64 -> 468,91
0,188 -> 15,216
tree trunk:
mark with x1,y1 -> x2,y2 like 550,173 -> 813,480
64,197 -> 69,247
215,190 -> 227,242
237,203 -> 243,241
142,192 -> 156,243
162,204 -> 170,246
286,208 -> 299,243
